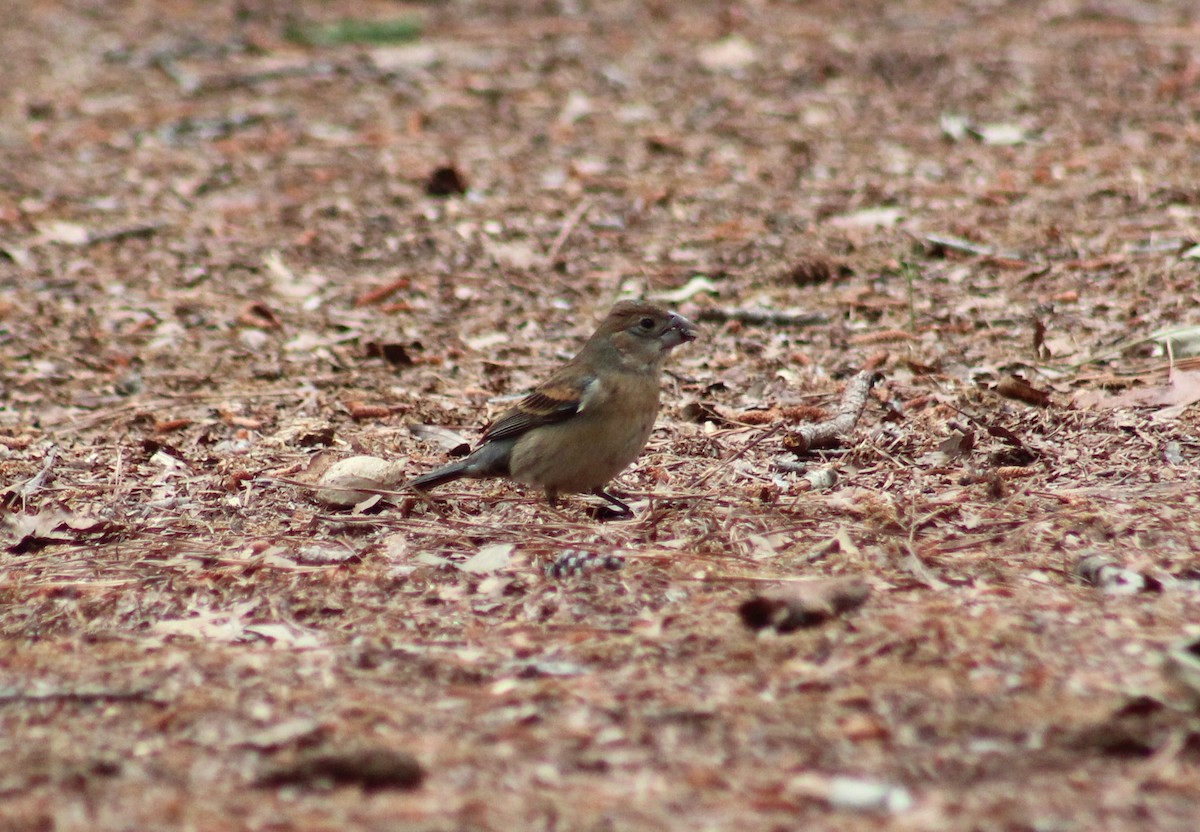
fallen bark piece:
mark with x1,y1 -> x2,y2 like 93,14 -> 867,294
257,747 -> 424,791
783,371 -> 880,454
739,577 -> 870,633
1075,552 -> 1162,594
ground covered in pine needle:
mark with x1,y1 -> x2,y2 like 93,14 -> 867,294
2,1 -> 1200,829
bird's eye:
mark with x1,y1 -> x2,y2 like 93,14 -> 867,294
638,317 -> 655,330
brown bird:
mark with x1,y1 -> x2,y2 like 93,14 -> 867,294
412,300 -> 697,516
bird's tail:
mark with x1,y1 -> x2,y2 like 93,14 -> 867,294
411,460 -> 472,491
411,441 -> 512,492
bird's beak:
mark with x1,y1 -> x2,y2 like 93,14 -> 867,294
662,313 -> 697,348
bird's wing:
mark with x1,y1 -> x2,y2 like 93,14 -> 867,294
481,371 -> 598,443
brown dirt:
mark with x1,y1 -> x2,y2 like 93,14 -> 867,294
2,1 -> 1200,829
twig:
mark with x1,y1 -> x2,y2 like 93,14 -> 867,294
678,574 -> 844,584
153,56 -> 201,93
86,222 -> 166,245
784,371 -> 880,453
40,388 -> 309,431
923,233 -> 1030,262
922,233 -> 997,258
22,445 -> 58,496
355,276 -> 412,308
690,423 -> 785,489
193,61 -> 340,94
1,445 -> 59,510
381,511 -> 579,547
940,402 -> 1034,455
0,687 -> 165,705
161,547 -> 339,572
697,307 -> 828,328
546,198 -> 592,264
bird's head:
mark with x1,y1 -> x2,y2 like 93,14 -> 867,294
592,300 -> 697,371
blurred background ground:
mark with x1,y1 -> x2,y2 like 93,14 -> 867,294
2,1 -> 1200,829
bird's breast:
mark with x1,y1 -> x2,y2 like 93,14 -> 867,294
507,373 -> 661,493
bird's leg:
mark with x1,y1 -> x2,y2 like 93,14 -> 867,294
590,486 -> 634,520
545,487 -> 560,508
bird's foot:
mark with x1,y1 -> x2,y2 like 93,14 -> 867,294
589,487 -> 634,521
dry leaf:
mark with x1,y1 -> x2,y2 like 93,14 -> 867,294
151,601 -> 258,642
697,35 -> 758,71
994,375 -> 1052,407
5,509 -> 123,553
425,164 -> 468,196
37,220 -> 91,245
1075,370 -> 1200,417
653,275 -> 719,303
1163,638 -> 1200,708
828,207 -> 904,229
459,543 -> 514,574
312,456 -> 407,507
972,122 -> 1030,146
789,773 -> 913,813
